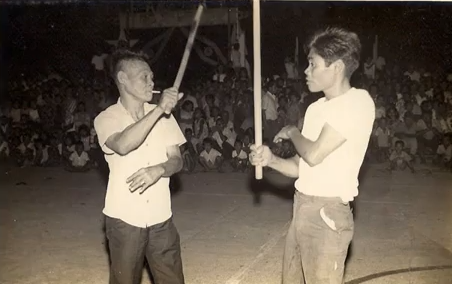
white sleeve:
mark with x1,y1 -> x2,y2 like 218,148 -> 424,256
232,151 -> 237,158
326,91 -> 375,139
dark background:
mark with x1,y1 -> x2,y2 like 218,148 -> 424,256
2,1 -> 452,85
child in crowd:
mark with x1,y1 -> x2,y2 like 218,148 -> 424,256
388,140 -> 415,173
436,135 -> 452,171
33,139 -> 48,166
0,134 -> 9,160
193,107 -> 209,153
46,135 -> 62,167
66,141 -> 90,172
199,138 -> 223,172
373,118 -> 392,162
231,140 -> 248,172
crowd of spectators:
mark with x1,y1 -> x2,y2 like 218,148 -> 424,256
1,47 -> 452,174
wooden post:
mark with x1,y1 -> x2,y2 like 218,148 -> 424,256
252,0 -> 263,180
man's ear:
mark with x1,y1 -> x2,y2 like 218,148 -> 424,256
332,59 -> 345,75
117,71 -> 128,85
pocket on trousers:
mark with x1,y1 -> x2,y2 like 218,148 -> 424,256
319,203 -> 353,234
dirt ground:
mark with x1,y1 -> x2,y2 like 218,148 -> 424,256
1,165 -> 452,284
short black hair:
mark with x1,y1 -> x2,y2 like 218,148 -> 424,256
305,27 -> 361,78
395,140 -> 405,148
110,49 -> 148,82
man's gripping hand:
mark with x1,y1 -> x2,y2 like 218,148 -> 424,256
249,144 -> 274,167
158,87 -> 184,115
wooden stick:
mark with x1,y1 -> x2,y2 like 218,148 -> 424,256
165,4 -> 204,115
173,4 -> 204,90
252,0 -> 263,180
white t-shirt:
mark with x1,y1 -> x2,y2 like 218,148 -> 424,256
262,91 -> 278,121
437,144 -> 452,161
213,73 -> 226,83
94,99 -> 186,228
404,71 -> 420,82
91,54 -> 108,71
375,56 -> 386,70
212,127 -> 236,148
295,88 -> 375,202
232,149 -> 248,159
69,151 -> 89,167
0,141 -> 9,156
29,109 -> 40,122
200,148 -> 222,163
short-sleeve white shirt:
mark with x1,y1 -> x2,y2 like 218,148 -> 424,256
232,149 -> 248,159
94,99 -> 186,228
69,151 -> 89,167
295,88 -> 375,202
200,148 -> 222,163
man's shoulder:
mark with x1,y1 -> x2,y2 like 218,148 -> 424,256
94,103 -> 122,127
95,103 -> 121,119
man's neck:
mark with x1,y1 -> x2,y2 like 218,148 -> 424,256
119,94 -> 144,119
323,78 -> 352,100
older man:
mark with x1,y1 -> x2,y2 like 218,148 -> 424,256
94,50 -> 186,284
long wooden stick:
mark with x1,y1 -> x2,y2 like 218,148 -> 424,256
165,4 -> 204,115
173,4 -> 204,90
252,0 -> 263,180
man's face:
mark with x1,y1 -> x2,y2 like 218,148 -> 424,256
304,50 -> 335,93
119,60 -> 154,102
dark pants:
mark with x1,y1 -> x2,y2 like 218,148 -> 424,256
106,216 -> 185,284
282,191 -> 354,284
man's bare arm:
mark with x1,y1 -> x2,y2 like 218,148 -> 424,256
160,145 -> 183,177
289,123 -> 346,167
105,106 -> 165,155
268,154 -> 299,178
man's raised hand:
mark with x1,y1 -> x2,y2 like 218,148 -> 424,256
159,87 -> 184,115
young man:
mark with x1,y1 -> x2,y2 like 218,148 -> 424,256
94,50 -> 186,284
250,27 -> 375,284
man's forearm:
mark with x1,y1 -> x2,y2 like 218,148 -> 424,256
114,106 -> 165,155
268,155 -> 299,178
289,130 -> 317,166
159,156 -> 183,177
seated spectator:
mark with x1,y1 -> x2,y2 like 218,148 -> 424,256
417,112 -> 439,163
373,118 -> 392,163
199,138 -> 223,172
181,144 -> 196,173
62,135 -> 75,161
22,148 -> 35,168
28,99 -> 40,123
33,139 -> 48,167
231,140 -> 248,172
242,133 -> 252,155
436,135 -> 452,171
46,135 -> 62,167
66,141 -> 90,172
79,124 -> 91,152
388,140 -> 415,173
73,102 -> 91,131
394,114 -> 419,157
207,106 -> 220,130
0,134 -> 9,160
0,116 -> 10,139
211,117 -> 236,159
10,101 -> 21,124
192,108 -> 209,153
179,101 -> 194,134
